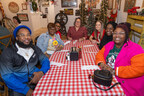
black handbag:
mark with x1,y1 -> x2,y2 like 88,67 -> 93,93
89,70 -> 120,91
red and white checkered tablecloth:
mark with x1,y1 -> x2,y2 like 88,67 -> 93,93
33,40 -> 124,96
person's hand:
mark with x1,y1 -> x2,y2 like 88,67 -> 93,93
26,88 -> 33,96
44,53 -> 51,58
29,71 -> 44,84
79,38 -> 83,42
68,36 -> 72,40
91,40 -> 97,44
56,45 -> 63,51
99,63 -> 115,75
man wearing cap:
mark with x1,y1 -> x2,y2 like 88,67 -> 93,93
0,25 -> 50,96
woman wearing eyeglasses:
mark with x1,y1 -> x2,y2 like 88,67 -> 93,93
67,17 -> 87,42
55,21 -> 62,38
95,22 -> 144,96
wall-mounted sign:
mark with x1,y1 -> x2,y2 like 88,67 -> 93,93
8,2 -> 19,13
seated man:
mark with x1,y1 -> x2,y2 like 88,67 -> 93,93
0,25 -> 50,96
37,23 -> 64,57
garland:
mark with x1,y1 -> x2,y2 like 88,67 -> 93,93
32,1 -> 37,11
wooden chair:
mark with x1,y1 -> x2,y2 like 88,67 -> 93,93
0,34 -> 12,54
0,75 -> 8,96
0,35 -> 11,95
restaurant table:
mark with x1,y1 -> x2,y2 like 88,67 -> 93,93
33,40 -> 124,96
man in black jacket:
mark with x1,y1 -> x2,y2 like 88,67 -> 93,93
0,25 -> 50,96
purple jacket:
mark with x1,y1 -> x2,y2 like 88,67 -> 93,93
104,40 -> 144,96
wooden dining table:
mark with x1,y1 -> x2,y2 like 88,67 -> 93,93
33,40 -> 124,96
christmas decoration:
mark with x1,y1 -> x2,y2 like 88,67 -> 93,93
85,0 -> 100,36
79,0 -> 87,26
99,0 -> 108,27
128,7 -> 140,15
0,2 -> 5,18
107,9 -> 117,22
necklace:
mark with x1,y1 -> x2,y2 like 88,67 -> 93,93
25,52 -> 29,57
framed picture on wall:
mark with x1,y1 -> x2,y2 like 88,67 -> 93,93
64,9 -> 73,15
17,13 -> 29,21
22,3 -> 27,10
61,0 -> 77,7
124,0 -> 136,12
142,0 -> 144,8
108,0 -> 113,10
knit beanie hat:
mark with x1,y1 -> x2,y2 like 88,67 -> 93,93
13,25 -> 32,39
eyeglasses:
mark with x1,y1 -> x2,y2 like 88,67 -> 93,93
113,32 -> 125,35
17,34 -> 31,38
56,25 -> 61,28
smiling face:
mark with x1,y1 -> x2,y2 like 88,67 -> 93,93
55,23 -> 61,31
113,27 -> 126,48
16,28 -> 32,45
95,21 -> 102,31
75,19 -> 81,28
49,27 -> 56,36
106,24 -> 114,36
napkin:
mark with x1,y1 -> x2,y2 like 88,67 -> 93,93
84,51 -> 98,54
83,45 -> 94,47
46,50 -> 55,55
64,41 -> 71,45
73,40 -> 77,44
50,61 -> 66,66
81,65 -> 100,70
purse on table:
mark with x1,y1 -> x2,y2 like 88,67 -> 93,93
89,70 -> 120,91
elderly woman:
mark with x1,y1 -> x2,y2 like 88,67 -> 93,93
99,21 -> 117,49
95,22 -> 144,96
67,17 -> 87,42
37,23 -> 64,57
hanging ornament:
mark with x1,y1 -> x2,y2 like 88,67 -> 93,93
32,1 -> 37,11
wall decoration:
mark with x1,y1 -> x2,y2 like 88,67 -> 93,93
61,0 -> 77,7
75,10 -> 80,16
108,0 -> 113,10
64,9 -> 73,15
85,0 -> 100,8
8,2 -> 19,13
22,3 -> 27,10
124,0 -> 136,12
42,2 -> 49,7
17,13 -> 29,21
142,0 -> 144,8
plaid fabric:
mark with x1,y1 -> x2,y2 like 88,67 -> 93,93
33,40 -> 124,96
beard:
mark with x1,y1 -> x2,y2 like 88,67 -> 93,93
16,40 -> 33,48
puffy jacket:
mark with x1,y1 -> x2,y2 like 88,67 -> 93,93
0,44 -> 50,95
96,40 -> 144,96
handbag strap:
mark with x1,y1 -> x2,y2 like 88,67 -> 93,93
92,79 -> 120,91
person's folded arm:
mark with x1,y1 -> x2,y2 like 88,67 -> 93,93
67,27 -> 72,40
36,34 -> 46,53
2,74 -> 30,95
115,53 -> 144,78
95,47 -> 106,65
36,46 -> 50,74
89,35 -> 93,42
